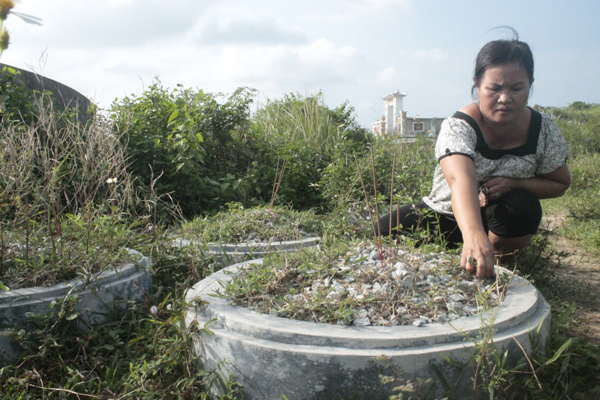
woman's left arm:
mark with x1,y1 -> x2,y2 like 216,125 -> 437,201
482,164 -> 571,200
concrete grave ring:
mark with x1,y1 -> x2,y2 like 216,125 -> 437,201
186,259 -> 550,399
174,236 -> 321,266
0,249 -> 152,365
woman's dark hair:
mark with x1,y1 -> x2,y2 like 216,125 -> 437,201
471,27 -> 534,98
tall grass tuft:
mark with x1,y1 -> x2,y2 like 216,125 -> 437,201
0,97 -> 138,287
254,92 -> 341,153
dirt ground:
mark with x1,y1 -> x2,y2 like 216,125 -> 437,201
540,213 -> 600,345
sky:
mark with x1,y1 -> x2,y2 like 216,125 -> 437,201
2,0 -> 599,128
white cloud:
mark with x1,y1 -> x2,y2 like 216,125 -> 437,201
8,0 -> 209,48
195,18 -> 308,46
198,38 -> 366,94
345,0 -> 414,14
410,48 -> 449,63
2,0 -> 593,129
376,66 -> 398,84
299,12 -> 357,23
6,35 -> 366,111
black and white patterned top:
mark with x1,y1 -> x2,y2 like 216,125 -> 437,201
422,109 -> 569,215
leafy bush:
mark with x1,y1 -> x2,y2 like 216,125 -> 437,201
111,81 -> 257,218
0,66 -> 39,125
320,135 -> 436,210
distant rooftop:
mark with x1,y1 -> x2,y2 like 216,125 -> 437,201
381,90 -> 408,101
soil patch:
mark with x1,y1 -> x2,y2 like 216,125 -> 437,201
540,213 -> 600,345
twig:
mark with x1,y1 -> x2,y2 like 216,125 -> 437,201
495,258 -> 501,300
370,148 -> 385,268
270,157 -> 288,212
472,340 -> 483,398
370,147 -> 381,237
270,157 -> 281,208
0,221 -> 3,275
389,154 -> 396,267
396,203 -> 400,245
512,335 -> 543,389
353,154 -> 374,226
24,209 -> 29,268
26,384 -> 100,399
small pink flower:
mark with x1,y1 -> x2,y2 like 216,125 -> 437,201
150,305 -> 158,314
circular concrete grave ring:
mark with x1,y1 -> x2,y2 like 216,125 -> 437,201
175,236 -> 321,266
0,249 -> 152,365
185,260 -> 551,400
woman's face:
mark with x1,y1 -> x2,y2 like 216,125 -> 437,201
476,62 -> 531,125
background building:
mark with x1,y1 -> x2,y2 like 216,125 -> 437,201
372,90 -> 443,137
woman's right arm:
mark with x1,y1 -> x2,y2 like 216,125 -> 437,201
439,154 -> 496,278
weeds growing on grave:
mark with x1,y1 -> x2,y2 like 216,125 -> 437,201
0,98 -> 140,289
0,97 -> 242,398
179,202 -> 323,245
0,91 -> 598,399
220,240 -> 505,327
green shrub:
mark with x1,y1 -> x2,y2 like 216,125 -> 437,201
111,81 -> 257,219
567,152 -> 600,192
249,92 -> 370,211
550,102 -> 600,156
320,135 -> 436,210
0,66 -> 40,125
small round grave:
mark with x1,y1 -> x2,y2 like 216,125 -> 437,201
185,259 -> 550,400
0,249 -> 152,365
174,205 -> 323,266
174,236 -> 321,267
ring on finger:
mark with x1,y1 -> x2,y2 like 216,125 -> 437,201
466,255 -> 473,265
494,192 -> 501,198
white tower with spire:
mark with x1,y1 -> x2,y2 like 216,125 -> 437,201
381,90 -> 407,135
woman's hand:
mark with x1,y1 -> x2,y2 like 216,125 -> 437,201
461,231 -> 496,278
481,165 -> 571,200
481,176 -> 514,200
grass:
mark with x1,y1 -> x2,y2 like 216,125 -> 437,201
178,203 -> 323,245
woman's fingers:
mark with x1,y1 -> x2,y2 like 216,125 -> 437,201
462,243 -> 496,278
477,258 -> 496,278
464,255 -> 476,273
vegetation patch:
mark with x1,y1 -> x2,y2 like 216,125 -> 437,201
221,241 -> 508,326
0,75 -> 598,399
179,203 -> 323,245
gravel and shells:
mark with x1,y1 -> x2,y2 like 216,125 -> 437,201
224,241 -> 510,327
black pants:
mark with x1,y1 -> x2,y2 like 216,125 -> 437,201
374,189 -> 542,245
